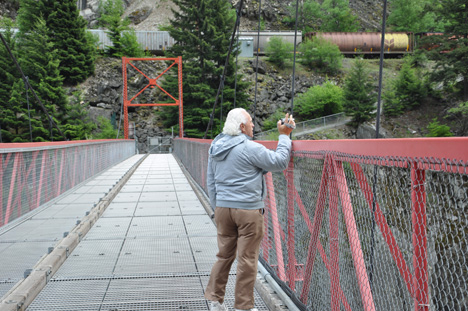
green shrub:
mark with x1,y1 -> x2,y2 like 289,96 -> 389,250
299,37 -> 343,74
262,109 -> 287,131
295,81 -> 344,119
93,116 -> 122,139
427,118 -> 453,137
383,60 -> 427,116
265,36 -> 293,69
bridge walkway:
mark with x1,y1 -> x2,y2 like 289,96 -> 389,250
0,154 -> 271,311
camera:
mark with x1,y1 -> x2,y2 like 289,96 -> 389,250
280,118 -> 296,129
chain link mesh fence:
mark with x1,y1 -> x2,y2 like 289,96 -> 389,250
256,113 -> 348,141
174,137 -> 468,311
1,140 -> 136,228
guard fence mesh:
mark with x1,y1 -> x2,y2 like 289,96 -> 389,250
0,140 -> 136,228
174,137 -> 468,311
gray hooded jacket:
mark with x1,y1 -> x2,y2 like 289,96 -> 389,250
207,133 -> 292,210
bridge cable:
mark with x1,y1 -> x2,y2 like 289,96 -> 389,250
0,32 -> 67,141
289,0 -> 301,138
233,9 -> 243,109
251,0 -> 263,140
203,0 -> 245,139
116,96 -> 124,139
24,76 -> 33,142
369,0 -> 388,292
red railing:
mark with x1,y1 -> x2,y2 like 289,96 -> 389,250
0,140 -> 136,227
174,137 -> 468,311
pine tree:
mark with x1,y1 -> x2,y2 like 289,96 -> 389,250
321,0 -> 358,32
15,0 -> 41,34
63,92 -> 97,140
162,0 -> 249,137
284,0 -> 322,33
15,18 -> 68,141
428,0 -> 468,100
387,0 -> 444,33
383,60 -> 427,116
6,79 -> 36,142
99,0 -> 144,57
16,0 -> 95,85
285,0 -> 357,33
343,58 -> 376,127
0,18 -> 18,142
43,0 -> 96,84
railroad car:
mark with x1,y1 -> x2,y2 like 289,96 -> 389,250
238,31 -> 302,54
305,32 -> 414,55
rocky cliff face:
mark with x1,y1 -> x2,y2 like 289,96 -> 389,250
78,0 -> 385,31
74,55 -> 331,152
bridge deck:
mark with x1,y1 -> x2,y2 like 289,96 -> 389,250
0,154 -> 270,311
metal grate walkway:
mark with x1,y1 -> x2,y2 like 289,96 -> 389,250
1,154 -> 270,311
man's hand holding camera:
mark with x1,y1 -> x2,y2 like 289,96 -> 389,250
277,113 -> 296,136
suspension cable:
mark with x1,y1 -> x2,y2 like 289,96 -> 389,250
251,0 -> 262,140
0,32 -> 67,141
233,9 -> 243,109
203,0 -> 245,139
369,0 -> 388,292
290,0 -> 300,123
24,76 -> 33,142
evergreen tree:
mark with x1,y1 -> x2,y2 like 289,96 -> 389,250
343,58 -> 376,127
383,60 -> 427,116
63,92 -> 97,140
15,18 -> 68,141
0,18 -> 18,141
6,79 -> 40,142
427,0 -> 468,100
321,0 -> 358,32
387,0 -> 445,33
284,0 -> 322,33
285,0 -> 357,33
16,0 -> 95,85
15,0 -> 41,34
99,0 -> 144,57
162,0 -> 249,138
42,0 -> 96,84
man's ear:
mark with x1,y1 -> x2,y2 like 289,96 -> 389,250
240,123 -> 245,133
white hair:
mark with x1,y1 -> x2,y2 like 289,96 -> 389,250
223,108 -> 249,136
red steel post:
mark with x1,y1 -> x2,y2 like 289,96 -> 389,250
300,156 -> 329,302
265,172 -> 286,281
178,56 -> 184,137
286,158 -> 297,289
122,57 -> 129,139
333,158 -> 375,311
411,162 -> 429,311
328,160 -> 340,311
15,153 -> 24,218
57,149 -> 65,196
4,153 -> 20,225
351,162 -> 415,296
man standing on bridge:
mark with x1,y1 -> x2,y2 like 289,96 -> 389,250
205,108 -> 295,311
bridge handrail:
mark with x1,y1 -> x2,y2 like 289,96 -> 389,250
0,140 -> 136,228
256,112 -> 348,140
174,137 -> 468,311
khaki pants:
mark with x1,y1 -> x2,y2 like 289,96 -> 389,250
205,207 -> 264,310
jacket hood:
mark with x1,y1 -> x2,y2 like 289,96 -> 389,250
209,133 -> 249,161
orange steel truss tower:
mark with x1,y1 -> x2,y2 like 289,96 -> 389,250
122,56 -> 183,139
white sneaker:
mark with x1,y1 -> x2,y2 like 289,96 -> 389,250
210,301 -> 228,311
234,309 -> 259,311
